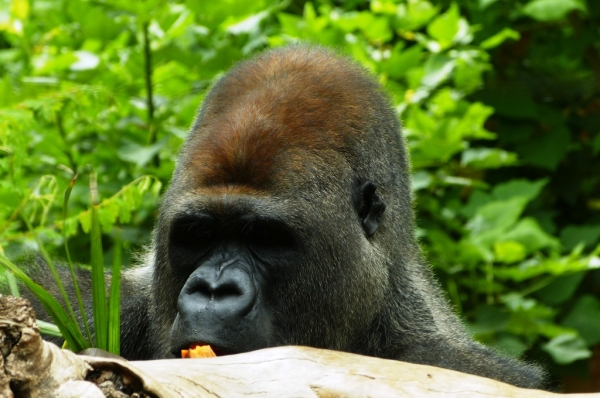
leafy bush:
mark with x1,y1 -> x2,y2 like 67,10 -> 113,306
0,0 -> 598,386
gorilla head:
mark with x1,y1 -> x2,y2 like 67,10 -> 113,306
133,46 -> 544,388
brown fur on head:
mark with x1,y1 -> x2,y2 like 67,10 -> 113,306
175,47 -> 386,190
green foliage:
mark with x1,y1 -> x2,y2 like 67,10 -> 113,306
0,0 -> 599,383
522,0 -> 587,22
0,169 -> 130,354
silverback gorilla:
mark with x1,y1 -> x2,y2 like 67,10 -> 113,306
41,45 -> 546,389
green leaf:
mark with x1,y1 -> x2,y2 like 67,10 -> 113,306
6,271 -> 19,297
560,224 -> 600,251
467,197 -> 528,235
63,173 -> 92,345
522,0 -> 587,22
462,190 -> 492,218
411,170 -> 432,191
34,52 -> 78,74
452,57 -> 490,93
382,44 -> 422,79
479,0 -> 498,9
494,241 -> 526,264
519,125 -> 570,170
454,102 -> 495,139
536,272 -> 586,305
67,2 -> 124,40
461,148 -> 517,169
394,0 -> 439,32
480,28 -> 520,49
117,138 -> 168,168
561,295 -> 600,346
364,16 -> 392,42
421,54 -> 454,88
426,3 -> 460,50
542,334 -> 591,364
89,169 -> 108,350
185,0 -> 268,29
108,229 -> 122,355
502,218 -> 560,253
37,320 -> 63,338
492,179 -> 548,202
371,1 -> 397,15
277,13 -> 303,37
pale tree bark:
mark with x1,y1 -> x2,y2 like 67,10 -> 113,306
1,296 -> 599,398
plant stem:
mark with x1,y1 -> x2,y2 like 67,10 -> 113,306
142,21 -> 159,167
56,113 -> 77,172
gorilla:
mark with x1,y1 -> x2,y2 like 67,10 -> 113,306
35,45 -> 546,389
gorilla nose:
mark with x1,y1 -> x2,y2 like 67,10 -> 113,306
178,264 -> 258,318
197,279 -> 242,300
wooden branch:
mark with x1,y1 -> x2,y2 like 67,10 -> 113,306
1,296 -> 599,398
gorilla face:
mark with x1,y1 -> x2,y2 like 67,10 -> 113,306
167,202 -> 293,355
165,179 -> 385,357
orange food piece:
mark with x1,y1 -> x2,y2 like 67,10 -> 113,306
181,344 -> 216,358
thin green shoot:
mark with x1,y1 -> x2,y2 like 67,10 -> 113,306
89,166 -> 108,350
6,272 -> 20,297
0,245 -> 20,298
37,320 -> 62,338
108,228 -> 122,355
62,173 -> 92,346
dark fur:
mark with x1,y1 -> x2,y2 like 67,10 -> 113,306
27,46 -> 546,389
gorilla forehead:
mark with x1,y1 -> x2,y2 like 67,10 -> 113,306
176,47 -> 383,192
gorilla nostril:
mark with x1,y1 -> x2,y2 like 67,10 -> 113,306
196,281 -> 212,298
214,283 -> 243,299
194,279 -> 243,300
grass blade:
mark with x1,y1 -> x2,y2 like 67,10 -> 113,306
0,255 -> 88,351
0,246 -> 20,298
62,173 -> 92,346
108,228 -> 122,355
89,167 -> 108,350
21,215 -> 81,336
37,320 -> 62,338
6,272 -> 20,297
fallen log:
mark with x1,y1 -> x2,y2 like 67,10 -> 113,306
1,296 -> 599,398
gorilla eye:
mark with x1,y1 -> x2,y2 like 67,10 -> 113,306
246,221 -> 295,252
170,216 -> 218,251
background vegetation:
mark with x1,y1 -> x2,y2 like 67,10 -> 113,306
0,0 -> 598,391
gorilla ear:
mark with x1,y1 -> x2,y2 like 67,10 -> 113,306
355,182 -> 386,238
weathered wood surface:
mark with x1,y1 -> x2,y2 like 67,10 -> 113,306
2,296 -> 600,398
91,348 -> 600,398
